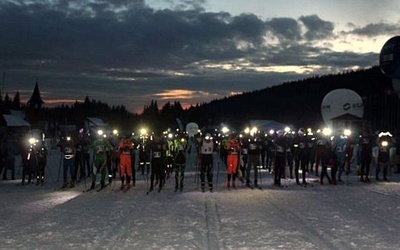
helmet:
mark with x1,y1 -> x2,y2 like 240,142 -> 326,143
298,128 -> 305,136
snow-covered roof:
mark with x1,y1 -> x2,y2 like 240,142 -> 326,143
86,117 -> 107,127
2,114 -> 30,127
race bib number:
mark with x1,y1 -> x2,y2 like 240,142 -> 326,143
230,148 -> 238,154
153,152 -> 161,158
276,146 -> 284,153
249,143 -> 257,150
96,145 -> 104,154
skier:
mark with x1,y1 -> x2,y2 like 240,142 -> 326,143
200,133 -> 214,192
265,134 -> 274,172
286,133 -> 295,179
138,142 -> 150,175
74,134 -> 87,181
118,135 -> 134,190
105,137 -> 115,185
345,138 -> 354,175
165,136 -> 175,179
314,133 -> 327,177
225,134 -> 240,189
320,140 -> 333,185
245,135 -> 261,188
21,140 -> 36,185
36,142 -> 48,185
82,134 -> 92,178
333,133 -> 348,184
376,133 -> 392,181
260,134 -> 267,169
148,132 -> 168,192
90,130 -> 110,189
60,136 -> 76,188
2,131 -> 19,181
273,130 -> 287,186
219,136 -> 228,163
239,135 -> 248,185
174,134 -> 187,192
293,128 -> 308,185
359,131 -> 373,182
306,135 -> 316,173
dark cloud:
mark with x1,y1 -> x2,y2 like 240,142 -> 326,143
350,23 -> 400,37
265,17 -> 302,42
299,15 -> 334,40
0,0 -> 386,112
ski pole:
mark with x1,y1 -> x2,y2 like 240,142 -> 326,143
57,153 -> 62,183
194,162 -> 199,184
146,161 -> 152,195
216,161 -> 220,188
143,170 -> 148,192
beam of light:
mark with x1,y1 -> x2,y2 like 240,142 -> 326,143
19,191 -> 81,215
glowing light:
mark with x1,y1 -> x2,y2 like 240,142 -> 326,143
379,131 -> 392,138
29,138 -> 36,145
381,141 -> 388,147
140,128 -> 147,135
343,129 -> 351,137
323,128 -> 332,136
221,126 -> 229,134
97,130 -> 104,136
250,127 -> 258,136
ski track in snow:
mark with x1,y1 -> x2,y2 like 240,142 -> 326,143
1,150 -> 400,249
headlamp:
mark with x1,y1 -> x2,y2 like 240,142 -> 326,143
29,138 -> 36,145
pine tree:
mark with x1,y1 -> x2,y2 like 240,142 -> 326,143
27,82 -> 44,109
12,91 -> 21,109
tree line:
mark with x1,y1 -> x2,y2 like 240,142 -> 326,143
1,66 -> 398,135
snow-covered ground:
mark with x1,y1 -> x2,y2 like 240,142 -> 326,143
1,149 -> 400,250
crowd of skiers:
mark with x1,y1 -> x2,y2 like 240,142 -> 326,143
198,127 -> 397,189
217,128 -> 395,188
0,126 -> 398,192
